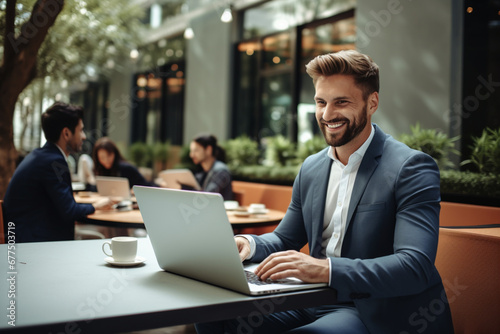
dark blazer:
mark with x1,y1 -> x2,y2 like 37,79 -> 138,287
250,124 -> 454,334
3,142 -> 95,243
117,161 -> 154,188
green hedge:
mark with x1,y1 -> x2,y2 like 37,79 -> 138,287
232,165 -> 500,202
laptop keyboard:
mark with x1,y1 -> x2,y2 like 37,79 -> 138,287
245,270 -> 289,285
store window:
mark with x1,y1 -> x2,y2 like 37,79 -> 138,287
233,7 -> 355,143
461,0 -> 500,163
131,35 -> 185,145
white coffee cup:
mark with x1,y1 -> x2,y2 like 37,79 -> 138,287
249,203 -> 266,213
102,236 -> 138,262
224,200 -> 239,210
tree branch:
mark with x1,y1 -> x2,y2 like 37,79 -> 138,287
3,0 -> 17,65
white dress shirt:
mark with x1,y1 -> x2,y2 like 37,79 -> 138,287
240,125 -> 375,283
322,125 -> 375,258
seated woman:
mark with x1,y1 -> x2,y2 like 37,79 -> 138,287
188,134 -> 234,200
92,137 -> 155,188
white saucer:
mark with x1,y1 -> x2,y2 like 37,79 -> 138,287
248,208 -> 269,214
233,211 -> 251,217
105,256 -> 146,267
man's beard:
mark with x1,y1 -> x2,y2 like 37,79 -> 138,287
319,105 -> 368,147
67,140 -> 81,154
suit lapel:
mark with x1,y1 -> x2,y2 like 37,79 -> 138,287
345,125 -> 385,230
309,149 -> 332,258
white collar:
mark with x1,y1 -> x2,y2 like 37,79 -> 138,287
55,143 -> 69,163
327,124 -> 375,167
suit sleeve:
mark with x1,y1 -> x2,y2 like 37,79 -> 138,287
250,163 -> 310,260
329,152 -> 441,301
42,157 -> 95,221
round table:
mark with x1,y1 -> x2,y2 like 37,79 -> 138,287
75,193 -> 285,230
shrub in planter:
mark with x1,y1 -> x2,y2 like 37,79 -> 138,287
296,136 -> 327,162
152,141 -> 170,172
231,165 -> 299,185
222,135 -> 261,169
129,142 -> 152,167
440,170 -> 500,202
399,123 -> 459,170
461,128 -> 500,174
264,135 -> 296,166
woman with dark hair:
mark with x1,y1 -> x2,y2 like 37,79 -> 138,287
189,134 -> 233,200
92,137 -> 153,188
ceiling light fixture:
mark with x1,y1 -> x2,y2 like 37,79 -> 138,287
184,27 -> 194,39
221,7 -> 233,23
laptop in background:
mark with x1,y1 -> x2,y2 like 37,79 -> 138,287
96,176 -> 131,200
133,186 -> 327,295
158,169 -> 201,190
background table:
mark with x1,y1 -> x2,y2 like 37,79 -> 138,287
0,238 -> 337,333
75,193 -> 285,229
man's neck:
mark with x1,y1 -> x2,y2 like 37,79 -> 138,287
54,139 -> 69,157
333,125 -> 373,165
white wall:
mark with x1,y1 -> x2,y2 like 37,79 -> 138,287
183,10 -> 232,143
356,0 -> 455,138
106,69 -> 134,154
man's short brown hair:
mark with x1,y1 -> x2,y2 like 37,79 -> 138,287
305,50 -> 380,99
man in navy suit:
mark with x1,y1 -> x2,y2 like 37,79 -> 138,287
3,102 -> 110,243
196,51 -> 454,333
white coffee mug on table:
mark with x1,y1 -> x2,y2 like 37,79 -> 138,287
102,236 -> 138,262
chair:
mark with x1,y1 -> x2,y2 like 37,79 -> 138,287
435,227 -> 500,333
0,200 -> 4,244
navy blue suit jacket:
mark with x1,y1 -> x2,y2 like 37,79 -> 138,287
3,142 -> 95,243
250,125 -> 454,333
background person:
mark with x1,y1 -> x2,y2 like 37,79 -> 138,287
188,134 -> 233,201
196,50 -> 453,333
3,102 -> 111,243
92,137 -> 155,189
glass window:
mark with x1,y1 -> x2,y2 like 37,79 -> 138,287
460,0 -> 500,162
243,0 -> 355,39
233,40 -> 260,137
131,35 -> 185,145
233,9 -> 355,143
262,32 -> 292,70
261,73 -> 293,138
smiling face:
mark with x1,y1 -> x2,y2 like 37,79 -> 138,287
314,74 -> 378,156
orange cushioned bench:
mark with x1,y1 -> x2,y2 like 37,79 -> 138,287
440,201 -> 500,227
435,227 -> 500,334
437,202 -> 500,333
231,181 -> 293,236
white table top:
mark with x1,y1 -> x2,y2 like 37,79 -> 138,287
0,238 -> 337,333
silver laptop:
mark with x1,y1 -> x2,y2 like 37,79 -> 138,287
133,186 -> 327,295
96,176 -> 131,199
158,169 -> 201,190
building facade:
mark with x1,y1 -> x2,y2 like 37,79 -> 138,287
70,0 -> 499,165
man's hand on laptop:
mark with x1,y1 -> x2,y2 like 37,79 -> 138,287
235,236 -> 251,261
254,251 -> 329,284
92,197 -> 114,210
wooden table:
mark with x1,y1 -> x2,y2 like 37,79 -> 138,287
75,193 -> 285,229
0,238 -> 337,333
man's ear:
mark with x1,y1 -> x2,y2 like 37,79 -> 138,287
61,127 -> 71,140
367,92 -> 379,116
